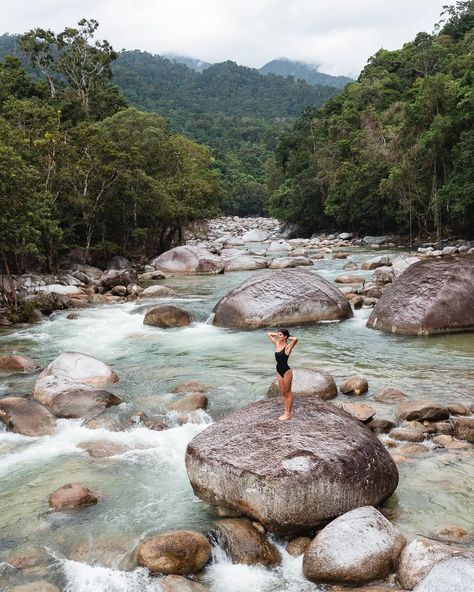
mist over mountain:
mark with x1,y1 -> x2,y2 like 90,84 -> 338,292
163,53 -> 211,72
259,58 -> 353,89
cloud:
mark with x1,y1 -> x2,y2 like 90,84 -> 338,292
2,0 -> 451,76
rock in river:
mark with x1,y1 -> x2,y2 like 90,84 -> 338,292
144,305 -> 193,328
185,397 -> 398,535
267,368 -> 337,400
412,553 -> 474,592
397,538 -> 456,589
0,397 -> 56,436
152,246 -> 224,275
39,352 -> 119,386
367,255 -> 474,335
137,530 -> 211,575
48,483 -> 98,509
303,506 -> 406,585
212,269 -> 353,329
0,354 -> 38,372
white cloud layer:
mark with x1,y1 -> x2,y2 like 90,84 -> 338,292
2,0 -> 451,76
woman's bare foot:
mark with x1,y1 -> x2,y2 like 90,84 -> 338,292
278,413 -> 293,421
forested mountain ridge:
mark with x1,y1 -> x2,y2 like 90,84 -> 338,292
111,51 -> 339,214
269,1 -> 474,238
0,35 -> 341,216
259,58 -> 353,89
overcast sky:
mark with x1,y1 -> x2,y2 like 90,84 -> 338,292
3,0 -> 451,77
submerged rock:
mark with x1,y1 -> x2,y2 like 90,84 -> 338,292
212,269 -> 353,329
367,255 -> 474,335
374,388 -> 408,402
0,354 -> 38,372
170,393 -> 208,412
185,397 -> 398,535
152,246 -> 224,275
211,518 -> 281,566
139,285 -> 176,298
136,530 -> 211,575
143,305 -> 193,328
172,382 -> 210,394
396,401 -> 449,422
0,397 -> 56,436
159,576 -> 209,592
267,368 -> 337,401
302,506 -> 406,585
48,483 -> 98,509
46,388 -> 121,419
339,375 -> 369,395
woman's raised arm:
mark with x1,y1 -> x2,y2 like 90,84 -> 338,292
286,336 -> 298,353
266,332 -> 278,344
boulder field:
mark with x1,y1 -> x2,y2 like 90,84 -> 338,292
185,397 -> 398,535
367,255 -> 474,335
212,269 -> 353,329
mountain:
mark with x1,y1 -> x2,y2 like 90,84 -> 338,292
163,53 -> 211,72
260,58 -> 352,89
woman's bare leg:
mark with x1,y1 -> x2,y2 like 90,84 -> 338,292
279,370 -> 293,420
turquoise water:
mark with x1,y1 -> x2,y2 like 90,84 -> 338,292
0,248 -> 473,591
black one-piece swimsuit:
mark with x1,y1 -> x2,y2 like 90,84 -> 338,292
275,347 -> 291,377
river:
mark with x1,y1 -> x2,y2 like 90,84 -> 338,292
1,247 -> 473,591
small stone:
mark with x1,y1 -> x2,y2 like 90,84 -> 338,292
136,530 -> 211,575
374,388 -> 408,403
447,403 -> 471,416
432,435 -> 470,450
172,381 -> 210,394
399,443 -> 429,455
396,400 -> 449,422
452,416 -> 474,443
143,305 -> 192,328
287,536 -> 311,556
335,275 -> 365,284
8,583 -> 60,592
435,525 -> 472,544
211,518 -> 281,566
390,427 -> 426,442
432,421 -> 454,435
78,440 -> 129,458
170,393 -> 208,412
339,375 -> 369,395
338,402 -> 375,422
159,575 -> 209,592
0,354 -> 38,372
48,483 -> 98,509
367,417 -> 396,434
140,285 -> 176,298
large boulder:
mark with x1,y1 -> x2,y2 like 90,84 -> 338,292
397,538 -> 456,589
143,305 -> 193,328
267,368 -> 337,401
139,285 -> 176,298
100,268 -> 137,290
302,506 -> 406,585
185,397 -> 398,535
412,553 -> 474,592
151,246 -> 225,275
212,269 -> 353,329
0,354 -> 37,372
0,397 -> 56,436
269,257 -> 313,269
367,256 -> 474,335
38,352 -> 119,386
211,518 -> 281,566
136,530 -> 211,575
224,255 -> 268,272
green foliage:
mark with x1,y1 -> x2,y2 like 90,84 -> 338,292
269,1 -> 474,238
0,21 -> 223,274
112,52 -> 338,215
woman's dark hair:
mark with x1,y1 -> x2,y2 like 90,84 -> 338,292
279,328 -> 290,338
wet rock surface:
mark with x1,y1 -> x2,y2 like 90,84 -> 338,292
212,269 -> 353,329
0,397 -> 56,436
136,530 -> 211,575
397,538 -> 457,589
152,246 -> 224,274
367,255 -> 474,335
0,355 -> 38,372
48,483 -> 98,509
185,397 -> 398,535
143,305 -> 193,328
412,553 -> 474,592
38,352 -> 119,386
211,518 -> 281,566
303,506 -> 406,585
266,368 -> 337,400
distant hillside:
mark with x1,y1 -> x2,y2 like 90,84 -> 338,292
260,58 -> 352,89
163,53 -> 211,72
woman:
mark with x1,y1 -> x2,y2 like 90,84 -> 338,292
266,329 -> 298,420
